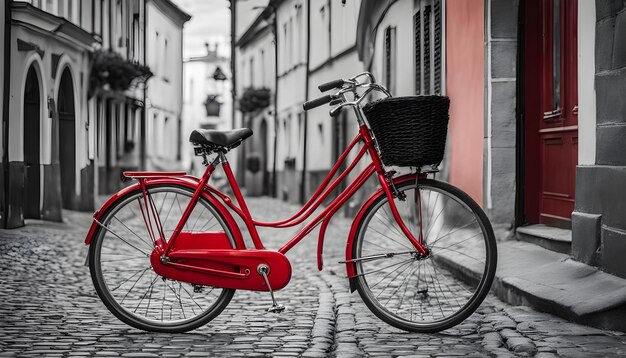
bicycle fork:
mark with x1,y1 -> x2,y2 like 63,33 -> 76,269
379,173 -> 429,257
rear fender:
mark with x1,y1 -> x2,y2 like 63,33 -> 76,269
84,177 -> 245,249
345,174 -> 423,291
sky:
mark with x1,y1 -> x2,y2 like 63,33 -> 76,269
170,0 -> 231,59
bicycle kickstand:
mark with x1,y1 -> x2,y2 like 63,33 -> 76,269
257,264 -> 285,313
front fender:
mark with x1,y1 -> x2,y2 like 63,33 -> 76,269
345,174 -> 423,289
84,177 -> 246,250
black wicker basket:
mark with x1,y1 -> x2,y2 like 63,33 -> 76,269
362,96 -> 450,168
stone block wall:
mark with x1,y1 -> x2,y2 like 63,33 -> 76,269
572,0 -> 626,278
485,0 -> 518,226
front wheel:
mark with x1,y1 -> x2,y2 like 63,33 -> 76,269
352,178 -> 497,333
88,184 -> 236,332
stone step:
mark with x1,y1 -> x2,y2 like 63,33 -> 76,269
437,239 -> 626,332
516,224 -> 572,254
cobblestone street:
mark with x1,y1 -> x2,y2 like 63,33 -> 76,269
1,196 -> 626,357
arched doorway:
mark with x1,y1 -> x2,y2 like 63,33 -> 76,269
23,65 -> 41,219
57,68 -> 76,209
259,119 -> 269,195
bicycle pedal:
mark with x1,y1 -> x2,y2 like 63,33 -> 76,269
267,304 -> 286,313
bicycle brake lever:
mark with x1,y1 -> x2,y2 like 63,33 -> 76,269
329,106 -> 342,118
329,98 -> 343,106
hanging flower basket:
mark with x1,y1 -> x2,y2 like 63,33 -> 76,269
204,95 -> 222,117
238,87 -> 271,113
88,49 -> 153,98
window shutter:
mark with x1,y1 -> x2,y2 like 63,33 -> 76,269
434,0 -> 442,94
423,5 -> 431,95
414,11 -> 421,94
385,27 -> 392,90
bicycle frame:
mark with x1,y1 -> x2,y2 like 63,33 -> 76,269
155,123 -> 428,271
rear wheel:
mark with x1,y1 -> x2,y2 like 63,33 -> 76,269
352,178 -> 496,333
89,184 -> 236,332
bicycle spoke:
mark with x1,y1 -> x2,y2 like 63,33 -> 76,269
430,258 -> 474,297
354,258 -> 414,278
120,267 -> 150,304
111,216 -> 153,250
144,275 -> 158,316
369,258 -> 414,290
97,220 -> 150,256
428,221 -> 479,246
424,198 -> 447,240
110,267 -> 151,292
409,260 -> 424,320
430,246 -> 485,265
175,195 -> 189,231
430,230 -> 484,251
134,275 -> 160,313
385,262 -> 419,309
179,284 -> 203,314
190,205 -> 207,231
377,260 -> 415,301
165,281 -> 186,320
380,205 -> 411,241
424,263 -> 446,318
367,226 -> 412,251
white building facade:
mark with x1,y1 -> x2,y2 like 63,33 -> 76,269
2,0 -> 146,228
145,0 -> 190,171
235,3 -> 276,197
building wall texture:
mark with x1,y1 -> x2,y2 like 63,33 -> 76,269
145,0 -> 188,170
572,0 -> 626,278
446,0 -> 485,206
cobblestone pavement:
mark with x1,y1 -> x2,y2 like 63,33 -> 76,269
1,196 -> 626,357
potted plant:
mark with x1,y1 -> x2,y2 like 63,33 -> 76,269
88,49 -> 152,98
238,87 -> 271,113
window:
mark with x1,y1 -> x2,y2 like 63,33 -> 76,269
94,0 -> 102,36
67,0 -> 73,22
260,50 -> 265,86
132,15 -> 139,61
289,18 -> 294,67
46,0 -> 55,13
154,32 -> 160,74
284,118 -> 290,157
163,38 -> 169,81
249,57 -> 254,87
283,23 -> 288,71
414,0 -> 443,95
189,79 -> 194,102
383,26 -> 396,94
296,6 -> 303,63
58,0 -> 65,17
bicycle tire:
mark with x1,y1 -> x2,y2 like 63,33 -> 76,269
89,183 -> 236,332
352,178 -> 497,333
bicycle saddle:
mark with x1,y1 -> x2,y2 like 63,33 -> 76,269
189,128 -> 253,148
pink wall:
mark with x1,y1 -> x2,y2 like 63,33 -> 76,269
445,0 -> 484,205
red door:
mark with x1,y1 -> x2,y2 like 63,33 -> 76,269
524,0 -> 578,228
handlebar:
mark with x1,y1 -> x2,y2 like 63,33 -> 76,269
303,94 -> 336,111
302,72 -> 392,115
318,79 -> 344,92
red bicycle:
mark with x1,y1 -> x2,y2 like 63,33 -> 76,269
86,72 -> 497,333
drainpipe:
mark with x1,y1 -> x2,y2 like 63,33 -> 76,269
514,0 -> 525,227
271,9 -> 279,198
299,0 -> 311,204
3,1 -> 12,228
230,0 -> 237,131
141,0 -> 147,169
